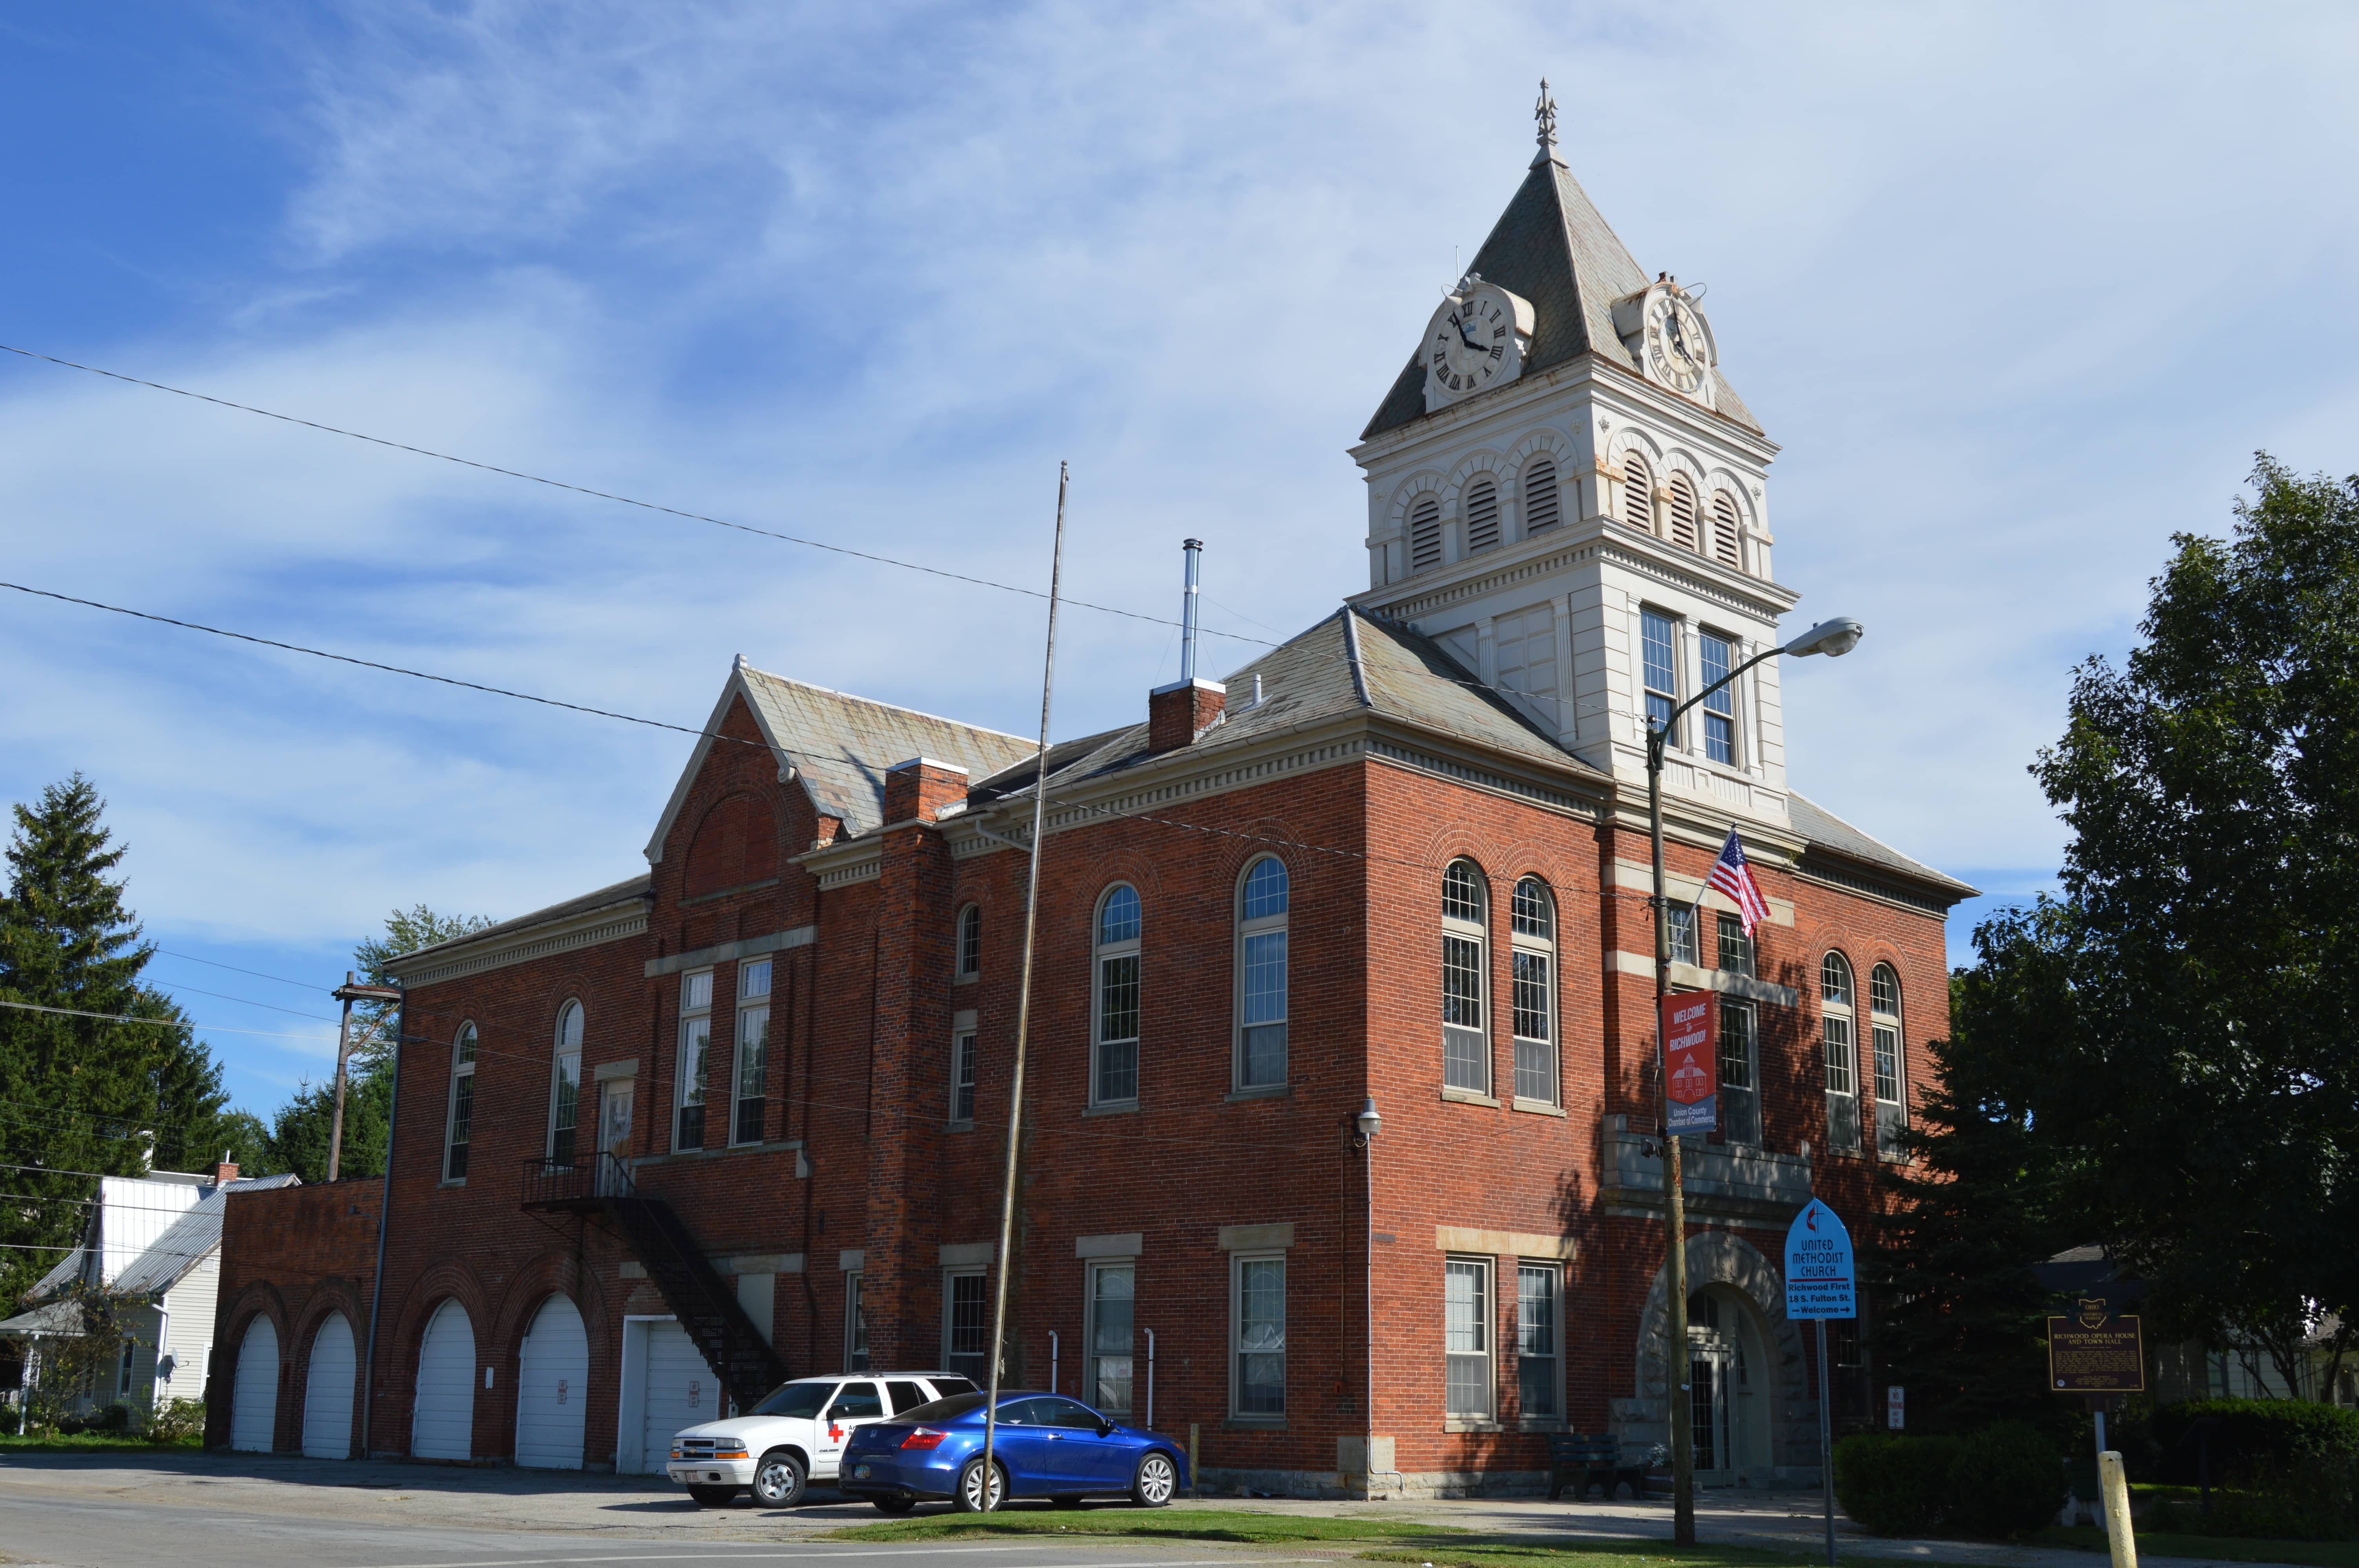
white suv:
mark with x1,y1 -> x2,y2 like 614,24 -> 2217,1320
667,1372 -> 977,1507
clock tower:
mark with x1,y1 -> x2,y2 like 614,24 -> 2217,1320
1347,83 -> 1798,829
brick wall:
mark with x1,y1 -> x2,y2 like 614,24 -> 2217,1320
208,1178 -> 381,1454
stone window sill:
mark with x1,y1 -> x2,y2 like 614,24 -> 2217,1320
946,1119 -> 975,1133
438,1178 -> 466,1189
1225,1083 -> 1289,1102
953,972 -> 977,986
1082,1101 -> 1140,1118
1222,1416 -> 1287,1432
1511,1096 -> 1567,1117
1519,1417 -> 1568,1433
1443,1417 -> 1504,1434
1441,1086 -> 1501,1108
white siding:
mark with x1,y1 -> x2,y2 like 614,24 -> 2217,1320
514,1296 -> 589,1470
229,1316 -> 279,1452
302,1313 -> 357,1459
411,1299 -> 476,1460
158,1254 -> 219,1408
94,1175 -> 203,1285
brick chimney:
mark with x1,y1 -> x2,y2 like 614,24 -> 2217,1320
1148,677 -> 1226,753
213,1157 -> 240,1187
882,757 -> 970,824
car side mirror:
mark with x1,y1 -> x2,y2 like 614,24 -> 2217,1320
1098,1421 -> 1115,1437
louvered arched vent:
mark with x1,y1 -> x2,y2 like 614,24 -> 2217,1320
1621,453 -> 1654,530
1522,457 -> 1561,534
1668,474 -> 1699,552
1711,491 -> 1743,567
1408,496 -> 1443,573
1464,478 -> 1501,554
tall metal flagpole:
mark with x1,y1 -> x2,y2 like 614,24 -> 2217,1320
978,461 -> 1067,1512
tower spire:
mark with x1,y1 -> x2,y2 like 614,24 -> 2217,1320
1532,78 -> 1560,167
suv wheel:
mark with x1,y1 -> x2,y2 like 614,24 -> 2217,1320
751,1450 -> 805,1507
685,1484 -> 738,1507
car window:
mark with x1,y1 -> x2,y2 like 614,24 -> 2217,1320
827,1381 -> 885,1419
895,1391 -> 986,1423
990,1397 -> 1041,1425
926,1376 -> 978,1397
751,1381 -> 836,1419
1036,1397 -> 1105,1430
885,1381 -> 929,1414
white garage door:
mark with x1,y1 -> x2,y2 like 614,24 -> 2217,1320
229,1315 -> 279,1452
300,1312 -> 356,1459
514,1295 -> 589,1470
411,1298 -> 476,1460
635,1319 -> 717,1474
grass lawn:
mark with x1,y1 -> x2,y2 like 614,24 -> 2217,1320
0,1432 -> 202,1454
2037,1525 -> 2359,1567
824,1505 -> 1465,1544
1354,1546 -> 1957,1568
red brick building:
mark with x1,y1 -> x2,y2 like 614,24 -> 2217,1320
216,118 -> 1968,1494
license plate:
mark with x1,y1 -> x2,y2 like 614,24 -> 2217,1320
853,1465 -> 871,1479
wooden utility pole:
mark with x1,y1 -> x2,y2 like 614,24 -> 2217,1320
328,975 -> 402,1181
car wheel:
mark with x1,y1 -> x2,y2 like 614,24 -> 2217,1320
870,1496 -> 916,1515
953,1456 -> 1007,1513
685,1484 -> 738,1507
1130,1451 -> 1176,1508
750,1450 -> 805,1508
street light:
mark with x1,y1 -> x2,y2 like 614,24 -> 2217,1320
1648,617 -> 1861,1546
1350,1097 -> 1381,1497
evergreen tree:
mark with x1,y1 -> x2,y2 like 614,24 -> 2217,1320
0,777 -> 165,1308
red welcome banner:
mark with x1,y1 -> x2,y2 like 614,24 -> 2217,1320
1661,992 -> 1717,1134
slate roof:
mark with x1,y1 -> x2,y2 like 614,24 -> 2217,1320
739,665 -> 1039,838
386,873 -> 652,973
1788,793 -> 1977,899
1363,151 -> 1760,440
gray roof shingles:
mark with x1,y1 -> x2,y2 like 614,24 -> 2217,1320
742,667 -> 1039,840
1363,155 -> 1760,440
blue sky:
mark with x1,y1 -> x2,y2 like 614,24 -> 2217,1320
3,2 -> 2355,1122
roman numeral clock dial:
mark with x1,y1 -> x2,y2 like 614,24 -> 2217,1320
1420,277 -> 1535,413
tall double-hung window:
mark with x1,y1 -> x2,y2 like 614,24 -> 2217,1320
549,1003 -> 583,1166
734,960 -> 771,1145
1232,1254 -> 1285,1416
1089,1262 -> 1135,1416
1518,1263 -> 1561,1420
444,1023 -> 478,1181
1641,610 -> 1679,741
955,904 -> 981,980
1236,857 -> 1289,1090
1870,964 -> 1905,1156
1719,1000 -> 1759,1145
1093,886 -> 1141,1106
1445,1256 -> 1493,1419
676,969 -> 712,1151
1441,860 -> 1490,1094
1821,952 -> 1859,1152
949,1030 -> 977,1125
944,1269 -> 989,1383
1510,877 -> 1557,1104
1698,630 -> 1738,766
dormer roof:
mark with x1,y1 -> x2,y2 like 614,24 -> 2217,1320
1362,150 -> 1760,439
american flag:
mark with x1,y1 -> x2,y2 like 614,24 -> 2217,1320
1708,828 -> 1770,935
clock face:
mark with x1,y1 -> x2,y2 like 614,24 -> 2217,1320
1428,290 -> 1514,398
1645,294 -> 1708,394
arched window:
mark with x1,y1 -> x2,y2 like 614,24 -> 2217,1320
549,1004 -> 583,1167
445,1023 -> 478,1182
1408,496 -> 1443,573
1441,860 -> 1489,1094
1870,964 -> 1904,1154
1710,490 -> 1743,568
1092,886 -> 1141,1107
955,903 -> 981,980
1509,877 -> 1556,1105
1236,857 -> 1289,1090
1621,453 -> 1655,531
1821,952 -> 1859,1152
1521,456 -> 1562,534
1667,473 -> 1700,552
1464,477 -> 1501,555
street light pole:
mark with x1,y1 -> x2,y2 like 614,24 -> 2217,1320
1646,617 -> 1861,1546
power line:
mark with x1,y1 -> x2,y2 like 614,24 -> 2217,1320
0,997 -> 334,1044
144,982 -> 336,1024
0,340 -> 1274,648
154,950 -> 326,994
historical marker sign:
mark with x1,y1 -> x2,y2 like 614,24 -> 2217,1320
1783,1198 -> 1856,1319
2047,1299 -> 2145,1392
1661,992 -> 1717,1134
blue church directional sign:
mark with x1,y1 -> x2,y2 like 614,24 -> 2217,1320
1784,1198 -> 1856,1319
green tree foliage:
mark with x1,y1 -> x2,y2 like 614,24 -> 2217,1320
0,777 -> 233,1309
1868,958 -> 2077,1434
1956,455 -> 2359,1396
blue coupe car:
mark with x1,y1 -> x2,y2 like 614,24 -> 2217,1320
839,1390 -> 1188,1512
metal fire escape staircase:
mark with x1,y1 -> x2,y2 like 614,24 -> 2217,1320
522,1155 -> 787,1410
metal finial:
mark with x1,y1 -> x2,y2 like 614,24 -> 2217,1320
1534,78 -> 1559,156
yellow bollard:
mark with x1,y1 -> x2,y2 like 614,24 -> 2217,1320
2099,1451 -> 2137,1568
